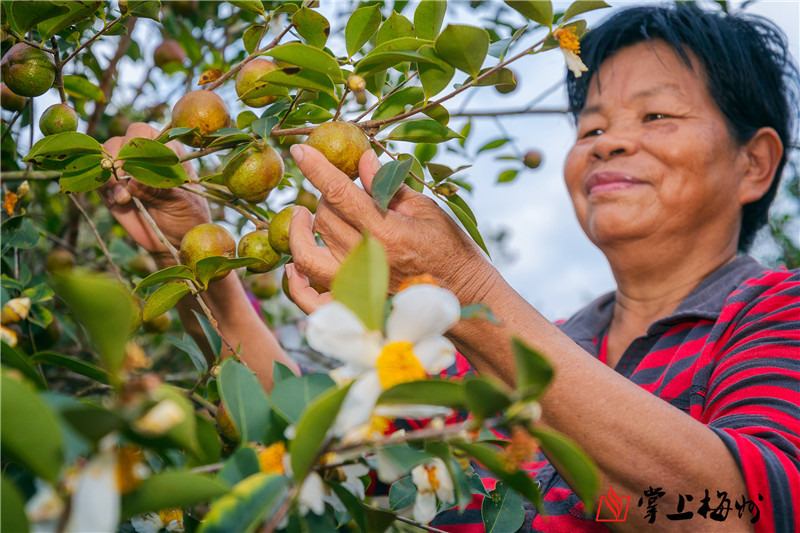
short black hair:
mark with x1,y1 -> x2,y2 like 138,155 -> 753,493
566,3 -> 799,252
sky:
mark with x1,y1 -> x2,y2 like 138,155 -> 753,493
17,0 -> 800,321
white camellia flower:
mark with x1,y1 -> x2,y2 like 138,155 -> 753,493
305,284 -> 460,436
411,458 -> 455,525
65,437 -> 121,533
24,480 -> 64,532
132,398 -> 186,437
131,509 -> 184,533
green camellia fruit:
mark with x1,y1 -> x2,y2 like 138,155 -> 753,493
0,83 -> 26,112
294,188 -> 318,214
305,121 -> 371,179
153,39 -> 187,71
179,223 -> 236,282
171,90 -> 231,147
238,230 -> 281,273
39,103 -> 78,136
143,312 -> 172,334
246,271 -> 281,300
0,43 -> 56,97
223,144 -> 284,203
268,206 -> 295,256
235,58 -> 279,108
523,150 -> 543,169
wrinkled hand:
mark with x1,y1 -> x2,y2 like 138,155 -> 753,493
99,123 -> 210,257
286,144 -> 495,314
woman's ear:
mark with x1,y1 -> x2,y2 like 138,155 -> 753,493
738,127 -> 783,205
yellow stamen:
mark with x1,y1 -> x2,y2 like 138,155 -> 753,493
369,415 -> 391,435
158,508 -> 183,524
376,341 -> 426,389
500,426 -> 539,472
425,464 -> 441,491
116,446 -> 147,495
397,273 -> 438,292
258,441 -> 287,474
554,27 -> 581,54
3,191 -> 18,216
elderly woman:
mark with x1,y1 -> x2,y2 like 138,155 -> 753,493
102,3 -> 799,532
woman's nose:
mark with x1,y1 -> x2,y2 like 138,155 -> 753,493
591,128 -> 638,160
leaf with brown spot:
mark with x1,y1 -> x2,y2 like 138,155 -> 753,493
198,69 -> 223,86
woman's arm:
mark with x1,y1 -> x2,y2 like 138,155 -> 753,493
286,144 -> 758,532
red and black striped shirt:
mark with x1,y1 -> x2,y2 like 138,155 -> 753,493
425,255 -> 800,532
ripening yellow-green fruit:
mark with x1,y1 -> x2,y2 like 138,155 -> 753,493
179,223 -> 236,282
268,206 -> 295,256
171,90 -> 231,147
39,103 -> 78,136
223,144 -> 284,203
238,230 -> 281,273
305,121 -> 371,179
0,43 -> 55,97
235,58 -> 279,108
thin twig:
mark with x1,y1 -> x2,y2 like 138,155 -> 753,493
0,170 -> 60,181
61,14 -> 128,67
178,144 -> 231,163
331,423 -> 469,455
261,485 -> 298,533
274,90 -> 304,132
368,134 -> 429,190
0,99 -> 30,144
180,185 -> 267,228
332,87 -> 349,121
68,194 -> 130,289
51,38 -> 67,104
450,107 -> 568,117
395,516 -> 449,533
206,23 -> 296,92
353,71 -> 418,123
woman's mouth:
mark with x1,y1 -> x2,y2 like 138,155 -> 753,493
585,171 -> 645,195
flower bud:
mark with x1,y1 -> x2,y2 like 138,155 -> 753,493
133,399 -> 186,437
101,158 -> 114,170
16,180 -> 30,198
347,75 -> 366,92
1,325 -> 18,347
433,182 -> 459,197
210,365 -> 221,378
1,297 -> 31,325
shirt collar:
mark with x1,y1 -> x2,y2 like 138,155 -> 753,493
558,255 -> 768,352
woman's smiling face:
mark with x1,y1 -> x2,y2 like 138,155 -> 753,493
564,40 -> 750,254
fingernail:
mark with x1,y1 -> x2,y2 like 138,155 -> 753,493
371,151 -> 382,173
112,185 -> 129,204
285,263 -> 294,278
290,144 -> 305,163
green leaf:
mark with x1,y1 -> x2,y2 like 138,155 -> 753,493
377,379 -> 466,409
286,103 -> 334,125
418,45 -> 455,99
397,153 -> 425,192
9,1 -> 68,36
386,119 -> 461,144
218,446 -> 261,487
371,158 -> 413,211
24,132 -> 103,166
444,198 -> 490,257
346,3 -> 382,58
270,373 -> 335,424
371,36 -> 428,54
265,42 -> 343,81
378,445 -> 433,476
166,334 -> 208,375
260,67 -> 335,96
482,482 -> 525,533
563,0 -> 610,22
121,160 -> 188,188
63,74 -> 105,102
389,476 -> 417,510
331,234 -> 389,331
464,377 -> 512,420
143,282 -> 192,322
478,138 -> 511,153
192,310 -> 222,360
505,0 -> 553,27
498,169 -> 518,183
454,442 -> 542,508
273,361 -> 296,383
155,127 -> 198,144
135,265 -> 195,293
195,412 -> 222,465
372,87 -> 424,122
530,427 -> 599,508
59,398 -> 124,442
117,137 -> 180,165
197,473 -> 289,533
1,475 -> 29,533
460,303 -> 500,324
1,215 -> 40,254
37,1 -> 102,41
0,342 -> 46,388
355,50 -> 436,76
218,358 -> 272,443
512,338 -> 553,399
290,382 -> 352,480
292,7 -> 330,49
448,192 -> 477,224
413,0 -> 446,40
128,0 -> 160,21
50,271 -> 134,375
377,11 -> 414,45
1,373 -> 63,482
31,351 -> 111,384
434,25 -> 489,79
153,384 -> 201,454
121,472 -> 230,520
58,155 -> 110,193
476,67 -> 516,89
228,0 -> 265,17
242,25 -> 264,55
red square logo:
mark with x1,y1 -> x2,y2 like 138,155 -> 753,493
596,486 -> 631,522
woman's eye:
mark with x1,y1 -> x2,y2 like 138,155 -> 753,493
645,113 -> 667,121
582,128 -> 603,138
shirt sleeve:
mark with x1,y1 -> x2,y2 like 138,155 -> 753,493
699,269 -> 800,533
